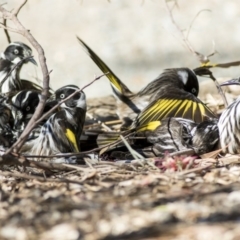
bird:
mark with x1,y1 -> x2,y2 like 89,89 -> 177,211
131,86 -> 217,127
0,41 -> 45,94
21,85 -> 87,162
129,117 -> 219,158
81,117 -> 219,159
0,96 -> 15,147
191,118 -> 219,155
218,77 -> 240,154
77,37 -> 216,128
10,89 -> 57,141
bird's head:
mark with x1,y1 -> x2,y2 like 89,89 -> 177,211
11,90 -> 40,128
164,68 -> 199,96
55,85 -> 86,110
1,42 -> 37,66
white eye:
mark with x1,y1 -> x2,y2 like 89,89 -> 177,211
14,49 -> 19,55
192,88 -> 196,93
26,106 -> 30,111
60,93 -> 65,99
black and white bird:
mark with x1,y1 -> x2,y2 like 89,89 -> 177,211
77,37 -> 216,128
0,42 -> 38,93
81,117 -> 219,158
10,90 -> 57,141
22,85 -> 86,161
218,77 -> 240,154
191,118 -> 219,155
131,117 -> 219,158
0,96 -> 14,147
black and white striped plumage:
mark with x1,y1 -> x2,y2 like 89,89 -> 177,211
82,117 -> 219,158
22,85 -> 86,160
0,96 -> 14,147
135,118 -> 195,157
218,95 -> 240,154
191,118 -> 219,155
217,78 -> 240,154
11,90 -> 57,141
0,42 -> 37,93
11,90 -> 41,131
134,118 -> 218,157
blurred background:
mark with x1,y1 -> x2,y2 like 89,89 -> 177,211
1,0 -> 240,98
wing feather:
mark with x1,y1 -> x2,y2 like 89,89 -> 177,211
133,90 -> 216,127
77,36 -> 132,96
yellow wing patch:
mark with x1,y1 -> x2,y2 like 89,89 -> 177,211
134,98 -> 211,126
200,62 -> 217,68
66,128 -> 80,152
136,121 -> 161,132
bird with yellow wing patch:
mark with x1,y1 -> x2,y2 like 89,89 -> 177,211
22,85 -> 86,162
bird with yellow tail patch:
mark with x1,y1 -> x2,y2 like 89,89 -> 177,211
77,37 -> 216,128
22,85 -> 86,162
131,88 -> 216,128
81,117 -> 219,159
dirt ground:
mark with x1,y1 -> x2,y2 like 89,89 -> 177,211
1,81 -> 240,240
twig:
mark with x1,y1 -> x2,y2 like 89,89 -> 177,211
176,163 -> 213,176
0,170 -> 85,184
12,0 -> 27,16
3,18 -> 11,43
165,0 -> 195,54
120,135 -> 144,160
165,0 -> 213,64
0,21 -> 19,33
194,67 -> 228,107
0,56 -> 34,89
0,153 -> 79,172
84,119 -> 122,128
169,148 -> 195,157
186,9 -> 211,41
208,72 -> 228,107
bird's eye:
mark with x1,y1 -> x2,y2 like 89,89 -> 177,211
26,106 -> 30,111
192,88 -> 196,93
14,49 -> 19,55
60,93 -> 65,99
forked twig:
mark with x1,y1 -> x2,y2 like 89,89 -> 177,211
165,1 -> 228,106
0,1 -> 50,153
165,0 -> 213,63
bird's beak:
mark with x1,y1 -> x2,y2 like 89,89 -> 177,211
28,57 -> 38,66
220,78 -> 240,86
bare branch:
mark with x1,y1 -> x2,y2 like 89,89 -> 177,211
165,1 -> 214,64
0,170 -> 86,184
186,9 -> 211,40
0,3 -> 51,153
0,22 -> 19,33
3,19 -> 11,43
165,0 -> 195,54
12,0 -> 27,16
0,153 -> 78,172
